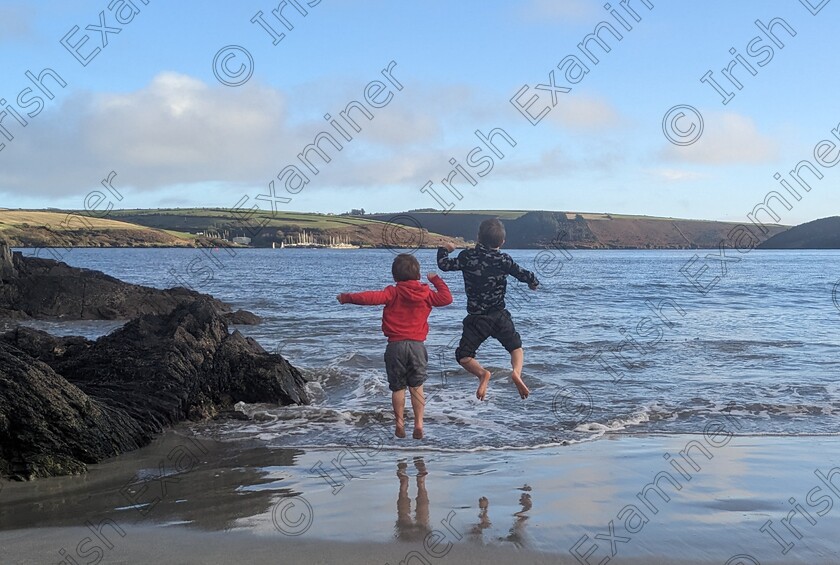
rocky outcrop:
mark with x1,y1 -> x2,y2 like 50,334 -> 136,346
0,300 -> 308,480
758,216 -> 840,249
0,240 -> 258,323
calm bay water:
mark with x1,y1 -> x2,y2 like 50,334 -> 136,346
18,248 -> 840,451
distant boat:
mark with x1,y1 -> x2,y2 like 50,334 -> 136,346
326,234 -> 359,249
283,229 -> 358,248
328,242 -> 359,249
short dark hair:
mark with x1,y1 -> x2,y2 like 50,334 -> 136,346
478,218 -> 505,248
392,253 -> 420,282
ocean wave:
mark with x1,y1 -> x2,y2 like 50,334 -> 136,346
575,408 -> 651,434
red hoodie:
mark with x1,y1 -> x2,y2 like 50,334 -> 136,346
338,275 -> 452,342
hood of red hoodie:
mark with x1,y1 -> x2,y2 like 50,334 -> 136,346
394,280 -> 429,302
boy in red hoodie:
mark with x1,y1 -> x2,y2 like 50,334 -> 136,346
337,254 -> 452,439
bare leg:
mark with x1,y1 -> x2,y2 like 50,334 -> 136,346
459,357 -> 492,400
509,348 -> 529,399
392,389 -> 406,438
409,385 -> 424,439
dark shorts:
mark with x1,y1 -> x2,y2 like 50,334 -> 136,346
384,340 -> 428,391
455,309 -> 522,360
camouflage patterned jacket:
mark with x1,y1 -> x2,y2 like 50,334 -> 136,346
437,244 -> 539,315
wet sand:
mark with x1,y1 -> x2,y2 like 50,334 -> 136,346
1,430 -> 839,564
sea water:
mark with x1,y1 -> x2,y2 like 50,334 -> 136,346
18,247 -> 840,451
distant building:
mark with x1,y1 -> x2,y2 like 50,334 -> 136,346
232,236 -> 251,245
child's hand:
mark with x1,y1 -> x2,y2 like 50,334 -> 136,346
426,272 -> 438,281
443,242 -> 456,252
336,294 -> 345,304
528,282 -> 539,291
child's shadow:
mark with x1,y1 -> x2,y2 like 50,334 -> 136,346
394,457 -> 430,542
469,486 -> 532,548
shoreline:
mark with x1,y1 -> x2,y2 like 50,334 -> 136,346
1,431 -> 838,564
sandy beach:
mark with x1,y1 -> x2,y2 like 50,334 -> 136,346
1,430 -> 838,564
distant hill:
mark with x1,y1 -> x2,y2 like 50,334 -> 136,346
0,210 -> 197,248
758,216 -> 840,249
2,209 -> 462,249
108,208 -> 461,248
2,208 -> 792,250
368,210 -> 788,249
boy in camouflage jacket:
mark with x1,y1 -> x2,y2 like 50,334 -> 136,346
437,218 -> 538,400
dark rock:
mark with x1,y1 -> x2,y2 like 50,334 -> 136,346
224,309 -> 263,325
0,247 -> 259,323
0,301 -> 308,480
0,340 -> 148,480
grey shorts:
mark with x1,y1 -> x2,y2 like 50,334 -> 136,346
384,340 -> 428,392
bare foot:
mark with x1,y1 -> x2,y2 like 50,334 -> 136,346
395,421 -> 406,438
476,370 -> 491,400
475,371 -> 492,400
511,372 -> 529,399
413,427 -> 424,439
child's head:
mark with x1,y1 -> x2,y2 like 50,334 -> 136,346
478,218 -> 505,248
392,253 -> 421,282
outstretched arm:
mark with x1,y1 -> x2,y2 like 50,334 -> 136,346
426,273 -> 453,307
337,287 -> 394,305
506,256 -> 540,290
437,244 -> 461,272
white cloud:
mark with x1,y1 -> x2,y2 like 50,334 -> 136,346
0,72 -> 630,202
0,72 -> 466,197
663,112 -> 778,165
548,95 -> 624,131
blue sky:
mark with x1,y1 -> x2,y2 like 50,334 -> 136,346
0,0 -> 837,224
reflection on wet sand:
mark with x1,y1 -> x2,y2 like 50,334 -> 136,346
469,485 -> 532,548
394,457 -> 430,542
0,433 -> 303,533
390,456 -> 533,549
501,487 -> 532,547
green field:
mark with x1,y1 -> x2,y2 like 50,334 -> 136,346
106,208 -> 398,232
0,210 -> 149,231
